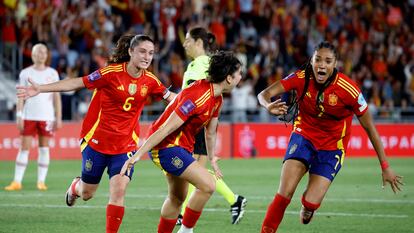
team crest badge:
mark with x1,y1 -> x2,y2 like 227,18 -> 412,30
140,85 -> 148,97
85,159 -> 93,172
328,93 -> 338,106
128,83 -> 137,95
171,156 -> 184,169
289,144 -> 298,154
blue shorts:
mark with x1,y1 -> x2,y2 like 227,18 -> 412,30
149,146 -> 196,176
284,133 -> 344,181
81,142 -> 135,184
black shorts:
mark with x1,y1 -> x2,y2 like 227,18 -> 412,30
193,128 -> 207,155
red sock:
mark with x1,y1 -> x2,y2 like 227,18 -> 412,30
301,196 -> 320,211
261,193 -> 291,233
106,204 -> 125,233
182,207 -> 202,228
157,216 -> 177,233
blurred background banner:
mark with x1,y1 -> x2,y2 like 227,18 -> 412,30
0,122 -> 231,160
0,122 -> 412,160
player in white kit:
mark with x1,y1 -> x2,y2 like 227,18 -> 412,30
5,43 -> 62,191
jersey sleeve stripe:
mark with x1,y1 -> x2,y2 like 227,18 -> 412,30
195,92 -> 211,107
195,91 -> 210,104
101,67 -> 124,75
338,78 -> 359,94
338,78 -> 359,96
296,70 -> 305,79
337,82 -> 358,98
145,71 -> 162,85
101,64 -> 123,73
338,78 -> 359,98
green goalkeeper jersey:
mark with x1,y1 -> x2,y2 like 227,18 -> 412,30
182,55 -> 210,89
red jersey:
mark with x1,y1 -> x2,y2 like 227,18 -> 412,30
281,70 -> 368,151
149,80 -> 223,152
81,63 -> 169,154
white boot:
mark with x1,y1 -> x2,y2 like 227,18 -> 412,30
177,225 -> 193,233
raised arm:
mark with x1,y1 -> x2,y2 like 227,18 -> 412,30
357,110 -> 403,193
257,80 -> 288,116
205,116 -> 222,179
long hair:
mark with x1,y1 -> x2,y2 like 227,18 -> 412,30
108,34 -> 154,64
189,27 -> 217,53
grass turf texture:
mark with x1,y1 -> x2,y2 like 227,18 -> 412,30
0,158 -> 412,233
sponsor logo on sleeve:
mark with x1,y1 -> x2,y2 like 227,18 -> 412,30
179,99 -> 196,115
358,93 -> 368,112
87,71 -> 101,82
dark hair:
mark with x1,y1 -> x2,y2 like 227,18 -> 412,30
189,27 -> 216,53
207,51 -> 241,83
315,41 -> 338,60
108,34 -> 154,64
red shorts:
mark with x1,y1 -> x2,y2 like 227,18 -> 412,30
21,120 -> 54,137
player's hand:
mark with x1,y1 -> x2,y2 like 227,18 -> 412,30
16,78 -> 40,100
120,153 -> 142,177
266,99 -> 288,116
210,155 -> 223,179
382,167 -> 404,194
55,119 -> 63,130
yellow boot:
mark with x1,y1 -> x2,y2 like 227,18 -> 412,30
37,182 -> 48,191
4,181 -> 22,191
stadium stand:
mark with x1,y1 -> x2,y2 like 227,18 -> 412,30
0,0 -> 413,121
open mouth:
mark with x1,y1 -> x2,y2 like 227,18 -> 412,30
316,71 -> 327,81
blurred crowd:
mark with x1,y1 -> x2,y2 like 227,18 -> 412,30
1,0 -> 414,121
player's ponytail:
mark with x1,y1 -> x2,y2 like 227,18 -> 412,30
108,34 -> 134,64
189,27 -> 217,53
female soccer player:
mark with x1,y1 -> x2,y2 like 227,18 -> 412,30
257,41 -> 404,233
179,27 -> 246,225
120,51 -> 242,233
16,34 -> 175,233
5,43 -> 62,191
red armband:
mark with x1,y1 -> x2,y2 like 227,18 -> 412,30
380,161 -> 389,171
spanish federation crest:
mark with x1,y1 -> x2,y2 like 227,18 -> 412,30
85,159 -> 93,172
289,144 -> 298,155
171,156 -> 184,169
328,93 -> 338,106
128,83 -> 137,95
140,85 -> 148,97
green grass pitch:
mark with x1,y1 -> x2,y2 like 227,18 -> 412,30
0,158 -> 412,233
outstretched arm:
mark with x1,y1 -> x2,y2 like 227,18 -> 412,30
257,80 -> 288,116
358,110 -> 404,193
120,112 -> 185,176
205,116 -> 222,179
17,77 -> 85,100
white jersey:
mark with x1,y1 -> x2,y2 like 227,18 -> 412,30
19,66 -> 60,121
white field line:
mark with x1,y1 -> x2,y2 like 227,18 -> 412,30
0,203 -> 408,219
1,193 -> 413,204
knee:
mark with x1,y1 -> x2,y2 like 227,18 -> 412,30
198,177 -> 216,195
111,187 -> 126,200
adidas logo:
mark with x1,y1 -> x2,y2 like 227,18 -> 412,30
117,85 -> 124,91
